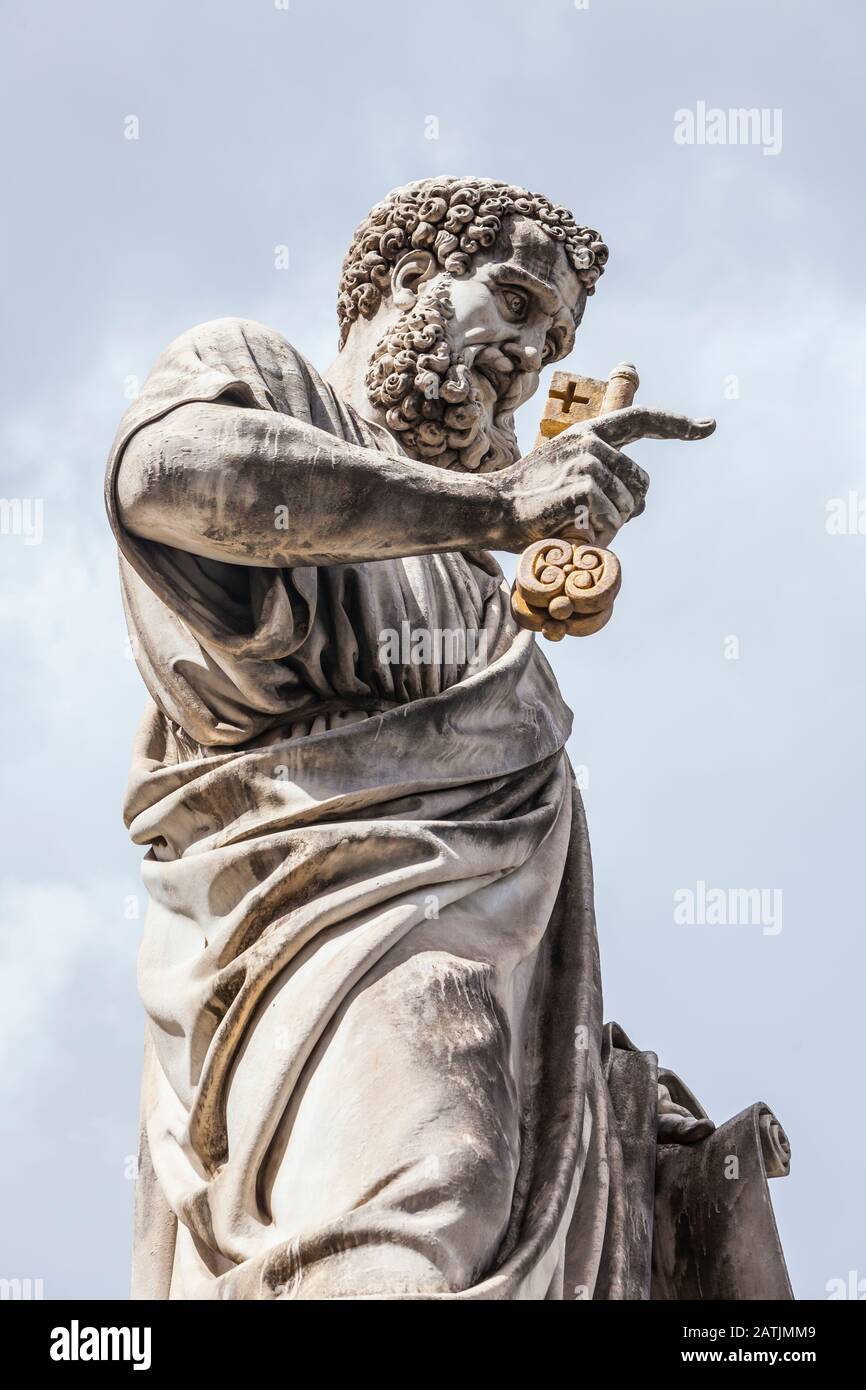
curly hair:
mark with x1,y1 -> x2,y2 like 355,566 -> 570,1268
337,176 -> 608,348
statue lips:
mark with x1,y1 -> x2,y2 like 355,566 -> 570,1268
502,369 -> 539,413
472,355 -> 537,431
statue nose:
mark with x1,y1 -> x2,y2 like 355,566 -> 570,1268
503,342 -> 541,371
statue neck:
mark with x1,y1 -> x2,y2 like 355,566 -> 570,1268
324,311 -> 401,430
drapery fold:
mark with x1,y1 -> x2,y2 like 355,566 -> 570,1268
112,317 -> 790,1300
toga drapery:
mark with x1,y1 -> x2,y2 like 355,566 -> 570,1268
106,318 -> 791,1300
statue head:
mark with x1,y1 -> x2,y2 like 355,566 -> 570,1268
333,178 -> 607,474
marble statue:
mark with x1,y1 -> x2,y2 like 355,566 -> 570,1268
106,176 -> 792,1300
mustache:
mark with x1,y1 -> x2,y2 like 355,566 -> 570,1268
453,345 -> 536,473
465,345 -> 540,414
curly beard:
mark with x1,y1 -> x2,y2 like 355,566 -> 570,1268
364,279 -> 538,473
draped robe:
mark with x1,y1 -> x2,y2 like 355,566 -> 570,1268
106,318 -> 791,1300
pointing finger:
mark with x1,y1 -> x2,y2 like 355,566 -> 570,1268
577,407 -> 716,450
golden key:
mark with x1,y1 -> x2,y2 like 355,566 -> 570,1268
510,362 -> 638,642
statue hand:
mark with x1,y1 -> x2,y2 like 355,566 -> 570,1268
502,406 -> 715,550
657,1081 -> 715,1145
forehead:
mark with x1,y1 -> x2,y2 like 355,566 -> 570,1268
489,216 -> 584,312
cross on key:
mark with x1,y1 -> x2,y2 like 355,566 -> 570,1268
536,370 -> 608,444
549,378 -> 592,417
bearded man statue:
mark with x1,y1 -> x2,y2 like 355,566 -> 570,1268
106,176 -> 792,1300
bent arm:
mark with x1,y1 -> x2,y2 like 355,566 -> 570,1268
115,401 -> 512,567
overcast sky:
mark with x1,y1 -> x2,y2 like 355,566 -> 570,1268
1,0 -> 864,1299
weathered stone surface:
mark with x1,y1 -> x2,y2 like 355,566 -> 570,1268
652,1105 -> 793,1300
106,175 -> 788,1300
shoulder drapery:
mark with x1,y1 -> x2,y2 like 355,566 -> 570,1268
105,317 -> 531,747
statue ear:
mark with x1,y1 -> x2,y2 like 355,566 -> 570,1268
390,249 -> 436,308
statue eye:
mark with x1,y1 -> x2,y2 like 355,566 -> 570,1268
542,332 -> 559,364
502,288 -> 529,321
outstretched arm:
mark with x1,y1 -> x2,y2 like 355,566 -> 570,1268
116,398 -> 713,567
116,401 -> 509,567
